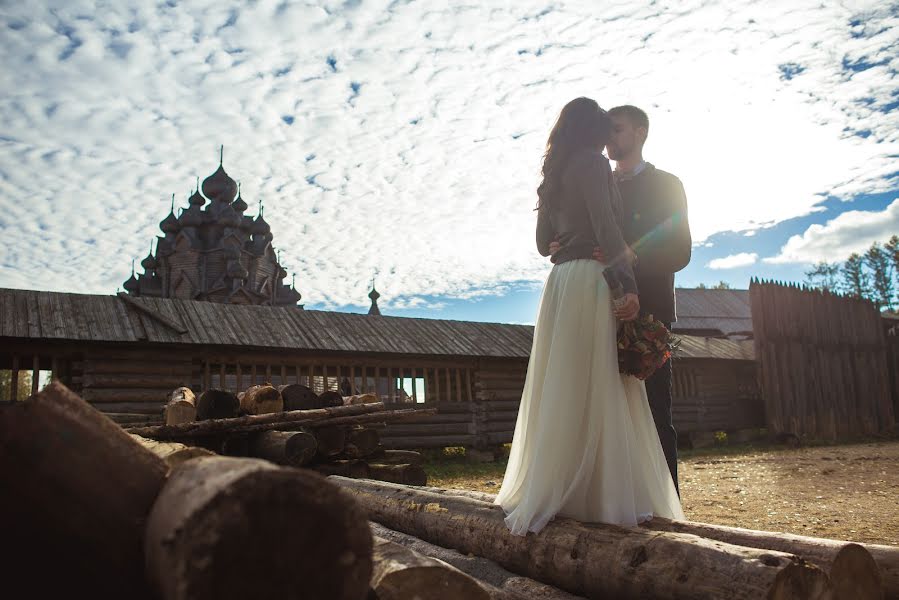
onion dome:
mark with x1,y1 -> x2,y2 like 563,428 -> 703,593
226,259 -> 248,280
160,211 -> 179,233
252,212 -> 271,236
202,147 -> 237,202
189,187 -> 205,207
160,194 -> 180,233
123,261 -> 139,294
368,284 -> 381,316
179,205 -> 203,227
232,182 -> 248,213
140,252 -> 157,272
217,204 -> 242,228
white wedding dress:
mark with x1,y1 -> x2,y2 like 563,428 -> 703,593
495,258 -> 685,535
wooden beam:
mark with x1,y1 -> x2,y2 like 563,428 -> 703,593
32,355 -> 40,396
10,355 -> 19,402
116,292 -> 188,334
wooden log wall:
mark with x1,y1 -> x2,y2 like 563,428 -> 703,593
75,348 -> 193,417
671,359 -> 763,434
750,280 -> 895,440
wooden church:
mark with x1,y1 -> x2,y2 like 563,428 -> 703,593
123,148 -> 302,308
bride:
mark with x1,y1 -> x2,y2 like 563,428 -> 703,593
494,97 -> 684,535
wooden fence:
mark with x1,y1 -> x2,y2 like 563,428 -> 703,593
749,280 -> 894,440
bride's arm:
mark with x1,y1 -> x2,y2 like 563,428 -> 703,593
536,204 -> 554,257
571,151 -> 637,294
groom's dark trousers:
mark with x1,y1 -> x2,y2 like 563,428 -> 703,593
616,164 -> 692,493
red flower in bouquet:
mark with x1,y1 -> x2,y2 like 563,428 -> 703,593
616,315 -> 679,380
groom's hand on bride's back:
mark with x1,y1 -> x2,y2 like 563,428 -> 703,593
548,239 -> 561,256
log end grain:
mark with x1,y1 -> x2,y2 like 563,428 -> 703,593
830,544 -> 883,600
372,536 -> 490,600
768,559 -> 834,600
196,389 -> 240,420
146,457 -> 373,600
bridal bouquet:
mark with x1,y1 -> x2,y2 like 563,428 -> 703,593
616,315 -> 679,380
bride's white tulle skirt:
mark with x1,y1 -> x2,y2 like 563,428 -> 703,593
495,259 -> 685,535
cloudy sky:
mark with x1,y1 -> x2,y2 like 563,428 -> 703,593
1,0 -> 896,324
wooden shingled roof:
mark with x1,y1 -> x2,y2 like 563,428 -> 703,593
0,288 -> 754,361
0,288 -> 534,358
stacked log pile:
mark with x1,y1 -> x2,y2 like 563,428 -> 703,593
3,383 -> 892,599
331,478 -> 896,600
0,382 -> 497,600
125,383 -> 430,487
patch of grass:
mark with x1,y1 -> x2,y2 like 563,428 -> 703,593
418,446 -> 509,492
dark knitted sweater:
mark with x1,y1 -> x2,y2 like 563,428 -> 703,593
535,149 -> 638,295
617,163 -> 691,322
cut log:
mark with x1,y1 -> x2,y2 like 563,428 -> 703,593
371,535 -> 491,600
318,390 -> 345,407
125,401 -> 388,440
314,459 -> 371,479
90,400 -> 166,414
643,518 -> 893,599
379,434 -> 474,449
165,387 -> 197,425
240,384 -> 284,415
129,434 -> 215,470
104,412 -> 166,425
0,382 -> 167,598
196,389 -> 240,420
831,543 -> 883,600
416,485 -> 891,597
366,449 -> 425,467
330,478 -> 833,600
81,388 -> 171,403
315,425 -> 348,458
371,523 -> 585,600
344,393 -> 380,406
145,456 -> 373,600
278,383 -> 319,411
344,426 -> 381,458
248,430 -> 317,467
367,463 -> 428,486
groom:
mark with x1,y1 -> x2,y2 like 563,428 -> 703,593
549,105 -> 691,492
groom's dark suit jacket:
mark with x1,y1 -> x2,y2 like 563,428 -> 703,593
617,164 -> 691,323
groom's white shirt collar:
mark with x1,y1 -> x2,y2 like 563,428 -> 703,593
614,160 -> 648,181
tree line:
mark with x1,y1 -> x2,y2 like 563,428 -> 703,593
804,235 -> 898,312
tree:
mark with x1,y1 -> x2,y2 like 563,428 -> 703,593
841,253 -> 871,299
0,370 -> 33,401
886,235 -> 899,281
804,261 -> 840,292
865,242 -> 896,311
712,281 -> 732,290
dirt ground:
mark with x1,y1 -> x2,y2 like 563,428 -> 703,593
424,440 -> 899,546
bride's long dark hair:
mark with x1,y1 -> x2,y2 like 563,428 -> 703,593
536,97 -> 612,210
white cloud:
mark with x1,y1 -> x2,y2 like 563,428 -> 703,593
708,252 -> 759,269
0,1 -> 896,308
765,198 -> 899,264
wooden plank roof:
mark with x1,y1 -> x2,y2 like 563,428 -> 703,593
0,288 -> 754,361
672,288 -> 753,336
